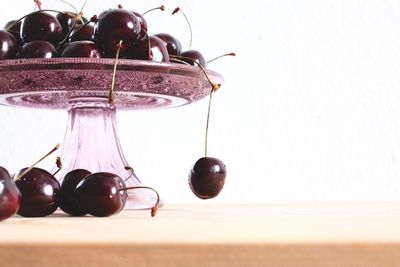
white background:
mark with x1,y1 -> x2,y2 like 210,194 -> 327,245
1,0 -> 400,203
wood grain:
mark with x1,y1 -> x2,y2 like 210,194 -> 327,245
1,203 -> 400,266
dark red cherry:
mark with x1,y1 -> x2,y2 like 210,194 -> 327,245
76,172 -> 127,217
131,35 -> 169,62
61,41 -> 102,58
189,157 -> 226,199
56,12 -> 87,37
0,30 -> 20,59
181,50 -> 206,68
0,166 -> 21,221
133,12 -> 147,40
21,11 -> 63,45
97,9 -> 111,20
154,33 -> 182,56
69,23 -> 95,42
59,169 -> 91,216
15,167 -> 60,217
18,41 -> 58,58
5,20 -> 23,45
95,9 -> 141,58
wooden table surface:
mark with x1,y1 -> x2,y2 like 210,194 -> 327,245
1,202 -> 400,267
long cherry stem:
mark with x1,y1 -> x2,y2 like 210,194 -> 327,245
58,0 -> 89,44
109,40 -> 123,104
119,186 -> 160,217
170,55 -> 220,157
170,57 -> 190,65
142,5 -> 165,15
170,55 -> 221,90
205,89 -> 214,157
64,15 -> 97,42
207,52 -> 236,64
172,7 -> 192,49
78,0 -> 88,20
14,144 -> 60,181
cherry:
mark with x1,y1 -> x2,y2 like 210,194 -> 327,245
185,57 -> 226,199
20,11 -> 63,45
5,20 -> 23,45
154,33 -> 182,56
131,35 -> 169,62
18,41 -> 58,58
97,9 -> 112,21
74,171 -> 160,217
0,166 -> 21,221
61,41 -> 102,58
76,172 -> 127,217
56,12 -> 87,37
69,23 -> 95,42
0,30 -> 20,60
95,9 -> 141,58
189,157 -> 226,199
15,167 -> 60,217
59,169 -> 91,216
180,50 -> 206,68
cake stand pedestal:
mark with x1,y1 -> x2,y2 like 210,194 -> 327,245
0,58 -> 223,209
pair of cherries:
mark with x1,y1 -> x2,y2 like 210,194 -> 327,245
59,169 -> 160,217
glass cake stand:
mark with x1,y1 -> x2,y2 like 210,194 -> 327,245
0,58 -> 223,209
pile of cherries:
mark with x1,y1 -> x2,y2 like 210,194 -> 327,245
0,156 -> 159,221
0,5 -> 206,67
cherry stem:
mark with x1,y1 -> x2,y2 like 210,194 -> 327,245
206,52 -> 236,64
78,0 -> 88,21
170,55 -> 221,91
119,186 -> 160,217
34,0 -> 42,10
170,58 -> 190,65
59,18 -> 78,44
109,40 -> 123,104
204,89 -> 214,157
142,5 -> 165,15
172,7 -> 192,49
14,144 -> 60,181
170,55 -> 220,157
124,166 -> 134,182
58,0 -> 89,44
59,0 -> 78,13
52,157 -> 63,176
66,15 -> 97,41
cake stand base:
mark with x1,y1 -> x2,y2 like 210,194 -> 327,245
58,97 -> 159,209
0,58 -> 223,210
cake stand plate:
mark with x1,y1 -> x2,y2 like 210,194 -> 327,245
0,58 -> 223,209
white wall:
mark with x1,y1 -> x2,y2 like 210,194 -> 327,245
1,0 -> 400,203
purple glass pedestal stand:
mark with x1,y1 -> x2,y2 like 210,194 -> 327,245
0,58 -> 223,209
